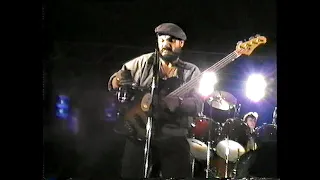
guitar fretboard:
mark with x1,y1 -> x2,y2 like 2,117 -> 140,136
167,51 -> 240,97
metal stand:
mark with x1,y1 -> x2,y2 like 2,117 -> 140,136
232,149 -> 241,178
272,107 -> 277,125
205,102 -> 215,178
143,48 -> 161,178
236,104 -> 241,118
205,118 -> 212,178
231,103 -> 241,119
191,154 -> 196,178
224,136 -> 230,178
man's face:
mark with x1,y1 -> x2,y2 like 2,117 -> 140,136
157,34 -> 184,62
246,117 -> 257,130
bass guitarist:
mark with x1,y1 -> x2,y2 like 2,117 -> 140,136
107,23 -> 204,179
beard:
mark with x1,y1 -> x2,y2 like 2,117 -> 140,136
160,48 -> 182,62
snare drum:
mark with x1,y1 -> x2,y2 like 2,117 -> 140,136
216,118 -> 251,162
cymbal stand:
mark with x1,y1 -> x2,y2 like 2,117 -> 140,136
224,136 -> 230,179
190,132 -> 196,178
234,104 -> 241,118
205,102 -> 216,178
205,118 -> 213,178
191,156 -> 195,178
272,107 -> 277,125
232,148 -> 241,178
228,105 -> 231,118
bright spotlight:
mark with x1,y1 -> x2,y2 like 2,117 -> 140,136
246,74 -> 267,102
198,72 -> 218,97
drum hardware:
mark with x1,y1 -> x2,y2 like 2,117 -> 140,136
217,136 -> 245,178
232,149 -> 241,177
207,91 -> 237,111
221,136 -> 241,178
205,116 -> 214,178
191,156 -> 196,178
224,136 -> 230,178
234,103 -> 241,118
272,107 -> 277,125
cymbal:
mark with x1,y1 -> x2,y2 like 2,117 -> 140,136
216,139 -> 246,162
207,91 -> 237,111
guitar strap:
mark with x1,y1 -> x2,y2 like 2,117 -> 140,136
176,59 -> 186,86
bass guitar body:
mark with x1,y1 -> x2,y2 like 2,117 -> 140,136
113,77 -> 181,141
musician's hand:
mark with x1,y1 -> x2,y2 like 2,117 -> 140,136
112,69 -> 133,88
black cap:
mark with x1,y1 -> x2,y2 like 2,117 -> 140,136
155,23 -> 187,41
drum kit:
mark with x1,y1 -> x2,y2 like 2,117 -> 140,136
187,90 -> 277,179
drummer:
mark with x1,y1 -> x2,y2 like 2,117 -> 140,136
242,112 -> 259,151
243,112 -> 258,133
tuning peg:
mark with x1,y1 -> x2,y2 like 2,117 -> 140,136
237,41 -> 243,45
249,36 -> 254,40
255,34 -> 261,37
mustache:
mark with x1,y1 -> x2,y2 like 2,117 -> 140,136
161,47 -> 172,52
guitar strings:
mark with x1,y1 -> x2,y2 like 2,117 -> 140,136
173,51 -> 239,97
169,52 -> 237,97
168,50 -> 241,97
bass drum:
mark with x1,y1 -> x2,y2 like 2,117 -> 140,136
216,118 -> 251,162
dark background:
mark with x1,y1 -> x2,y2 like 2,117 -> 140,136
43,0 -> 276,179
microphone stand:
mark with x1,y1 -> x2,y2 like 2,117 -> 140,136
143,48 -> 161,178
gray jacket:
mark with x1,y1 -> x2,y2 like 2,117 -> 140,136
108,52 -> 204,139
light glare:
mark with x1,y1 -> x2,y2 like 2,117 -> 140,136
246,74 -> 267,102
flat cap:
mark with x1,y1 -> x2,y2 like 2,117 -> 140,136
155,23 -> 187,41
243,112 -> 259,121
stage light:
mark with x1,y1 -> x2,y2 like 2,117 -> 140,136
56,95 -> 70,119
198,72 -> 218,97
245,74 -> 267,102
68,108 -> 79,134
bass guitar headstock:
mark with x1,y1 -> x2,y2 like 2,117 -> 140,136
235,34 -> 267,56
